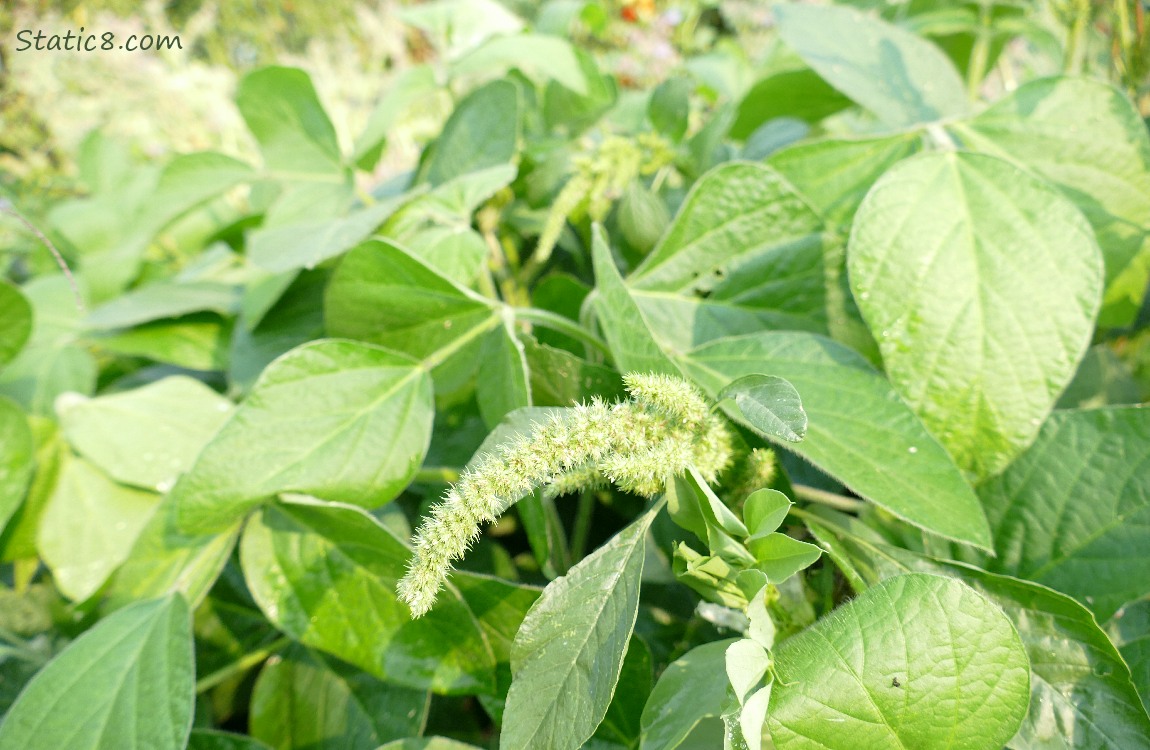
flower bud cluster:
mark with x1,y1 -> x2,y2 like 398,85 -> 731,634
397,373 -> 733,616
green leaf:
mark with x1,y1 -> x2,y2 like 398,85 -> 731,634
542,48 -> 617,135
743,489 -> 792,538
500,504 -> 659,750
173,339 -> 433,534
684,332 -> 991,549
979,407 -> 1150,621
804,516 -> 1150,749
57,376 -> 233,492
767,133 -> 921,227
774,3 -> 968,127
726,639 -> 771,704
767,573 -> 1030,749
950,77 -> 1150,327
378,739 -> 484,750
629,162 -> 823,296
451,34 -> 587,95
0,281 -> 32,368
422,79 -> 518,187
241,498 -> 495,694
249,645 -> 429,750
717,374 -> 807,443
746,533 -> 822,583
476,316 -> 532,428
95,315 -> 230,371
648,77 -> 691,142
187,730 -> 273,750
730,68 -> 853,139
36,457 -> 159,602
0,595 -> 194,750
248,193 -> 409,273
639,639 -> 737,750
594,636 -> 652,747
353,65 -> 440,167
236,66 -> 342,175
590,225 -> 680,377
84,281 -> 240,331
325,240 -> 500,392
0,397 -> 34,534
849,151 -> 1103,478
0,419 -> 67,562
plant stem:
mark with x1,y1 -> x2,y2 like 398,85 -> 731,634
967,1 -> 993,100
792,484 -> 865,513
1063,0 -> 1092,74
194,636 -> 291,694
569,489 -> 597,561
514,306 -> 612,357
415,466 -> 461,484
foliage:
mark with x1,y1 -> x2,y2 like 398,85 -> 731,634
2,1 -> 1150,749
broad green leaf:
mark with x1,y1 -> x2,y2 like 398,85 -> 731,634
0,595 -> 193,750
477,317 -> 532,428
803,515 -> 1150,749
95,315 -> 230,371
743,489 -> 792,538
849,151 -> 1103,478
979,407 -> 1150,621
399,0 -> 522,56
950,77 -> 1150,327
542,48 -> 617,135
57,376 -> 233,492
422,80 -> 518,187
648,77 -> 691,142
746,533 -> 822,583
730,68 -> 853,139
248,193 -> 409,274
630,162 -> 823,295
522,339 -> 625,407
767,133 -> 921,227
452,34 -> 587,94
36,457 -> 159,602
386,165 -> 514,233
325,240 -> 500,392
140,152 -> 255,228
594,637 -> 653,747
353,65 -> 441,167
104,499 -> 239,611
767,574 -> 1029,749
718,374 -> 807,443
726,639 -> 770,704
0,277 -> 96,416
378,739 -> 483,750
236,66 -> 342,175
590,225 -> 680,376
0,419 -> 66,562
0,397 -> 34,534
500,505 -> 659,750
400,226 -> 488,287
684,332 -> 991,548
249,645 -> 429,750
639,639 -> 737,750
0,281 -> 32,368
84,281 -> 240,331
173,339 -> 433,534
774,3 -> 968,127
187,730 -> 273,750
240,498 -> 495,694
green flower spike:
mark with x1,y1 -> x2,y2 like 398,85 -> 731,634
397,373 -> 733,617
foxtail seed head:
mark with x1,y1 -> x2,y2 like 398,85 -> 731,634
397,373 -> 732,617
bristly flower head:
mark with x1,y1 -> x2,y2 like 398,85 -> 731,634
397,373 -> 732,617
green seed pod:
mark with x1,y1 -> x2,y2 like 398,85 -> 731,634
617,181 -> 669,254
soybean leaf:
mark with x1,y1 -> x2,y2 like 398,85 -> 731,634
57,376 -> 234,492
0,281 -> 32,368
476,317 -> 532,428
500,504 -> 659,750
683,331 -> 991,549
803,514 -> 1150,749
639,639 -> 737,750
767,574 -> 1029,749
95,315 -> 231,372
0,397 -> 34,534
325,240 -> 500,392
0,595 -> 194,750
421,79 -> 518,187
248,193 -> 409,273
451,34 -> 587,95
718,374 -> 807,443
774,3 -> 968,127
354,65 -> 440,167
241,498 -> 494,694
629,162 -> 823,297
236,66 -> 343,175
173,339 -> 433,534
950,77 -> 1150,327
36,457 -> 159,602
849,151 -> 1103,478
730,68 -> 853,139
649,77 -> 691,142
84,281 -> 241,331
378,739 -> 484,750
590,225 -> 680,377
249,645 -> 429,749
743,489 -> 792,538
979,407 -> 1150,621
187,730 -> 273,750
746,533 -> 822,583
0,420 -> 67,562
767,133 -> 921,227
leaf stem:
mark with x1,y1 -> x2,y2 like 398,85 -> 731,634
966,1 -> 993,100
194,636 -> 291,694
569,489 -> 597,562
513,306 -> 612,357
792,484 -> 865,513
